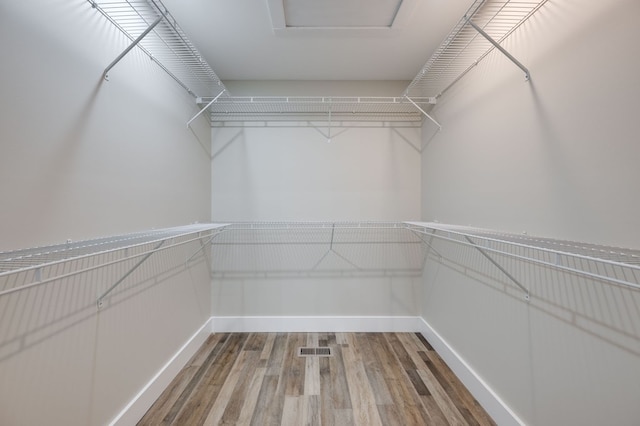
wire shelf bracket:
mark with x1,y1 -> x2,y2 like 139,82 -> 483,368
103,15 -> 163,80
404,96 -> 441,130
464,235 -> 530,301
467,18 -> 530,81
96,239 -> 165,309
188,89 -> 226,128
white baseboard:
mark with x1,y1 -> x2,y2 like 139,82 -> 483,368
110,316 -> 520,426
212,316 -> 421,332
109,317 -> 214,426
418,318 -> 524,426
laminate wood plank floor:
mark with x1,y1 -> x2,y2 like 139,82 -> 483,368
139,333 -> 495,426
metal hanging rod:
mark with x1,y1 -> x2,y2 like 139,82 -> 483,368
198,96 -> 436,122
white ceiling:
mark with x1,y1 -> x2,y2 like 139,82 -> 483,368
160,0 -> 473,82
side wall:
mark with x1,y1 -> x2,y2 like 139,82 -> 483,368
421,0 -> 640,248
0,1 -> 212,251
420,0 -> 640,425
0,2 -> 212,425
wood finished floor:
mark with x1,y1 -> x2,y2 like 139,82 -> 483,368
139,333 -> 495,426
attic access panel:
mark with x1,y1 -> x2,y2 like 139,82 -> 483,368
268,0 -> 418,32
283,0 -> 402,28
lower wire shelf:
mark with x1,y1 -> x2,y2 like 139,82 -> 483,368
0,224 -> 227,303
406,221 -> 640,297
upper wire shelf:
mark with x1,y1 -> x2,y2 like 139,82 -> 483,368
404,0 -> 549,99
85,0 -> 548,123
88,0 -> 227,99
199,96 -> 433,122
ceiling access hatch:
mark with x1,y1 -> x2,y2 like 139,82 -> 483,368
268,0 -> 418,33
284,0 -> 401,28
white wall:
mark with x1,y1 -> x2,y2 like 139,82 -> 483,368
213,275 -> 422,321
420,0 -> 640,424
211,125 -> 421,221
0,2 -> 212,425
211,86 -> 422,319
421,0 -> 640,249
0,1 -> 212,252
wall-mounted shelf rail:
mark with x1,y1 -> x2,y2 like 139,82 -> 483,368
198,96 -> 435,122
404,0 -> 549,100
406,222 -> 640,296
88,0 -> 227,99
0,224 -> 226,304
210,222 -> 427,278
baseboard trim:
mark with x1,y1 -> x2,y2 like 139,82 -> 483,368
212,316 -> 421,332
110,316 -> 520,425
109,317 -> 214,426
418,318 -> 524,426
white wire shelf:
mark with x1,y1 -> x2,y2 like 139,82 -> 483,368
404,0 -> 549,99
0,224 -> 225,301
198,96 -> 434,122
210,222 -> 427,278
407,222 -> 640,296
88,0 -> 227,99
85,1 -> 548,122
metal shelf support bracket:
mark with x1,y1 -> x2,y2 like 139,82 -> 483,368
97,239 -> 166,309
103,15 -> 163,80
467,19 -> 531,81
404,96 -> 442,130
188,90 -> 226,127
464,236 -> 530,301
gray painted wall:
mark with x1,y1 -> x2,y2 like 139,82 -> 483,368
420,0 -> 640,424
0,2 -> 212,424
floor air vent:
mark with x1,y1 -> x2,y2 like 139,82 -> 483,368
298,347 -> 333,357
